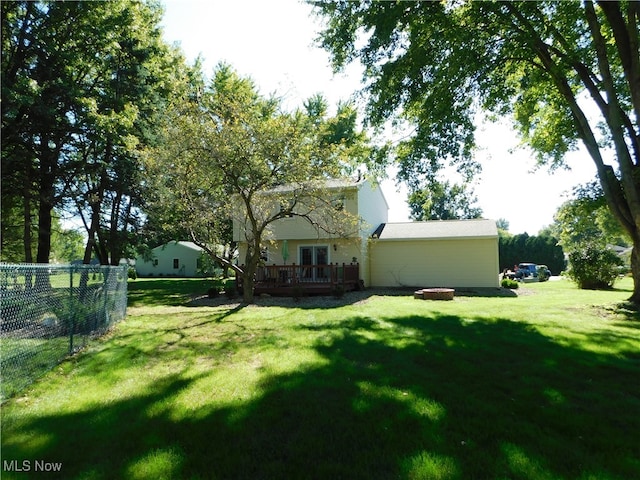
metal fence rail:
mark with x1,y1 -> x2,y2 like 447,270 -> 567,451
0,264 -> 128,400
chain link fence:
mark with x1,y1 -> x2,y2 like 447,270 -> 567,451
0,264 -> 128,400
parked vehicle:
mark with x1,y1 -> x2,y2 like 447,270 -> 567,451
504,262 -> 552,282
515,263 -> 538,279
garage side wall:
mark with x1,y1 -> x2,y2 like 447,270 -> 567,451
369,238 -> 499,288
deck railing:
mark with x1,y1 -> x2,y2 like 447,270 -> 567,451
238,263 -> 360,294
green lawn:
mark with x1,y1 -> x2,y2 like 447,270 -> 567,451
2,278 -> 639,479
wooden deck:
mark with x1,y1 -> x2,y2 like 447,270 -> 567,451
237,263 -> 361,296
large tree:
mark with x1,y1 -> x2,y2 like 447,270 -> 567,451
144,64 -> 369,302
408,180 -> 482,221
552,181 -> 630,251
311,1 -> 640,302
2,0 -> 180,265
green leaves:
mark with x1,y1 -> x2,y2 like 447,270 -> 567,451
2,0 -> 183,264
311,0 -> 638,186
566,245 -> 624,290
552,181 -> 630,252
407,180 -> 482,221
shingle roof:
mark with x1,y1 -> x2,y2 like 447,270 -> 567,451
154,241 -> 204,251
176,241 -> 205,251
373,219 -> 498,241
266,177 -> 365,193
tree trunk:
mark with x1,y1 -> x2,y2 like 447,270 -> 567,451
22,191 -> 34,288
629,237 -> 640,304
80,203 -> 102,292
242,271 -> 254,303
22,188 -> 33,264
35,198 -> 53,265
35,140 -> 56,289
241,258 -> 259,303
36,141 -> 55,265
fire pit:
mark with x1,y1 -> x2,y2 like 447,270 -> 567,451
413,288 -> 455,300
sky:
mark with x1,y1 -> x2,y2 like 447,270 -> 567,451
159,0 -> 599,235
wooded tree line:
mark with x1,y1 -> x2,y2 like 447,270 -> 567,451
499,232 -> 565,276
2,0 -> 194,265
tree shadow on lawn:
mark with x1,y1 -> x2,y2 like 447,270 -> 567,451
128,276 -> 519,311
127,278 -> 215,308
3,314 -> 639,479
184,287 -> 519,311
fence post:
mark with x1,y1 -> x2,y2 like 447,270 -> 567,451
103,266 -> 110,327
69,265 -> 74,355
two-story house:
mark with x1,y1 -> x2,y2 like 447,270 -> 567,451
232,178 -> 500,294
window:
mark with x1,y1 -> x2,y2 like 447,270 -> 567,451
153,259 -> 158,267
173,259 -> 179,269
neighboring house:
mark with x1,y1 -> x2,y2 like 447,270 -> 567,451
135,241 -> 206,277
233,178 -> 500,290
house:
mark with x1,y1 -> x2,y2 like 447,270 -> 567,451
233,178 -> 387,292
232,178 -> 500,293
135,241 -> 206,277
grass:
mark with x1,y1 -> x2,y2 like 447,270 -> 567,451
1,278 -> 639,479
126,277 -> 229,307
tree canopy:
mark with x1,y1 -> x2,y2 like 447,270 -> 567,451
1,0 -> 186,265
311,0 -> 640,301
553,181 -> 631,252
408,180 -> 482,221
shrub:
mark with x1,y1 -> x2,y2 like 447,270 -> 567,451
566,245 -> 623,289
501,278 -> 519,289
127,267 -> 137,280
207,278 -> 226,298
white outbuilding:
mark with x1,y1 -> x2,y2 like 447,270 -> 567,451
135,241 -> 206,278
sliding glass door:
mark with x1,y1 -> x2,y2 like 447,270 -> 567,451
300,246 -> 329,281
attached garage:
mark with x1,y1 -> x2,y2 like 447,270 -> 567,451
369,219 -> 499,288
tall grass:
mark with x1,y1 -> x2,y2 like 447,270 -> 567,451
1,278 -> 639,479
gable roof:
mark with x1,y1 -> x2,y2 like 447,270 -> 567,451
373,219 -> 498,241
265,177 -> 367,194
153,241 -> 204,252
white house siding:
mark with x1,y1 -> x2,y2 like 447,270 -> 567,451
233,179 -> 389,284
135,241 -> 205,277
233,179 -> 388,243
356,180 -> 389,286
357,180 -> 389,234
370,238 -> 499,288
